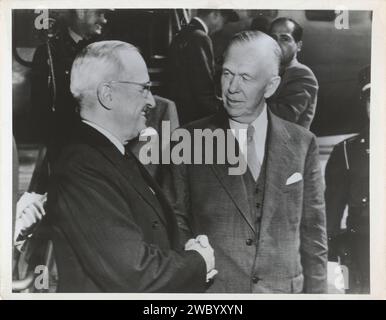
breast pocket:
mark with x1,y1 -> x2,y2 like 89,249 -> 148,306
283,180 -> 303,224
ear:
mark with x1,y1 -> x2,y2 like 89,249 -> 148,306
97,83 -> 113,110
264,75 -> 281,98
296,40 -> 303,52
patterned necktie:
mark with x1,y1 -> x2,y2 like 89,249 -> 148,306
247,125 -> 261,181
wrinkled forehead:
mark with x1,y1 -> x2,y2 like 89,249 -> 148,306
223,42 -> 273,75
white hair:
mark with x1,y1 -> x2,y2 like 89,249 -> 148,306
70,40 -> 139,108
225,31 -> 282,76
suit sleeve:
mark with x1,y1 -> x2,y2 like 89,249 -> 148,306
324,144 -> 348,237
160,162 -> 193,249
188,33 -> 221,117
268,67 -> 318,126
324,144 -> 349,260
300,135 -> 328,293
30,44 -> 52,142
48,157 -> 206,292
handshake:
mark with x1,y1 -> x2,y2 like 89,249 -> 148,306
184,235 -> 217,282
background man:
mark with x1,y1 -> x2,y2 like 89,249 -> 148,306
325,65 -> 370,294
163,31 -> 327,293
167,9 -> 238,125
31,9 -> 109,161
268,17 -> 319,129
47,41 -> 215,292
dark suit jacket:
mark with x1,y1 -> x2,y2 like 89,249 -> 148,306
167,18 -> 221,125
162,108 -> 327,293
268,60 -> 319,129
47,122 -> 206,292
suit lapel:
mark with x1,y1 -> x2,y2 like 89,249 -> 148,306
77,123 -> 167,226
259,111 -> 296,236
208,111 -> 256,233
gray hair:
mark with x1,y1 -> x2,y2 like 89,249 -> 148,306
224,30 -> 282,76
70,40 -> 139,107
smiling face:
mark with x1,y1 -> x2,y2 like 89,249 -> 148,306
270,20 -> 301,66
221,40 -> 280,123
110,50 -> 156,143
77,9 -> 107,38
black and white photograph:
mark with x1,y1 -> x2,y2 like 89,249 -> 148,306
1,0 -> 385,299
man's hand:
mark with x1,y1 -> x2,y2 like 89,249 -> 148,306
14,192 -> 47,242
185,235 -> 217,281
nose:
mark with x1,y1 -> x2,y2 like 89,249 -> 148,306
146,92 -> 156,108
227,75 -> 241,94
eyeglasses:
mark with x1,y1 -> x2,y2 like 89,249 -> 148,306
109,80 -> 152,98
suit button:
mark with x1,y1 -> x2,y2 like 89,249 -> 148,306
246,238 -> 253,246
256,217 -> 262,223
252,276 -> 260,284
256,203 -> 261,208
362,197 -> 368,203
152,221 -> 159,229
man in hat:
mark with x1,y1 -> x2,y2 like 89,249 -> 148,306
325,65 -> 370,293
167,9 -> 239,125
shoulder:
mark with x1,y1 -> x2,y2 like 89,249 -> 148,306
285,61 -> 318,84
272,112 -> 314,142
52,143 -> 108,177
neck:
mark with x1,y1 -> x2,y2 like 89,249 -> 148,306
69,21 -> 88,40
284,57 -> 298,68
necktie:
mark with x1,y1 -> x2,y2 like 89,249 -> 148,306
247,125 -> 261,181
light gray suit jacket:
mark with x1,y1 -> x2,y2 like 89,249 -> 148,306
162,108 -> 327,293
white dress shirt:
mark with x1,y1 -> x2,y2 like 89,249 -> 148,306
229,104 -> 268,165
82,120 -> 125,155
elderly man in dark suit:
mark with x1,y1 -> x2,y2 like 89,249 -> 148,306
167,9 -> 238,125
163,31 -> 327,293
268,17 -> 319,130
47,41 -> 216,292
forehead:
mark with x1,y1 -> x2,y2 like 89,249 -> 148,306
271,20 -> 295,35
223,42 -> 268,74
118,49 -> 149,81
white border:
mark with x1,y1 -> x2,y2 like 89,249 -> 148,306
1,0 -> 385,300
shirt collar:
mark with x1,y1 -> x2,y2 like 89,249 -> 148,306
229,103 -> 268,133
82,120 -> 125,155
193,17 -> 209,34
229,104 -> 268,164
68,27 -> 84,44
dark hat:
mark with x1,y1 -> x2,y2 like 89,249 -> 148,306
219,9 -> 239,22
358,64 -> 371,92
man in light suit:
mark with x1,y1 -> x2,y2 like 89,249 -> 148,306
162,31 -> 327,293
267,17 -> 319,130
47,41 -> 216,292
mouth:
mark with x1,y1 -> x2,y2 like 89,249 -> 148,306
226,96 -> 244,105
141,106 -> 150,119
